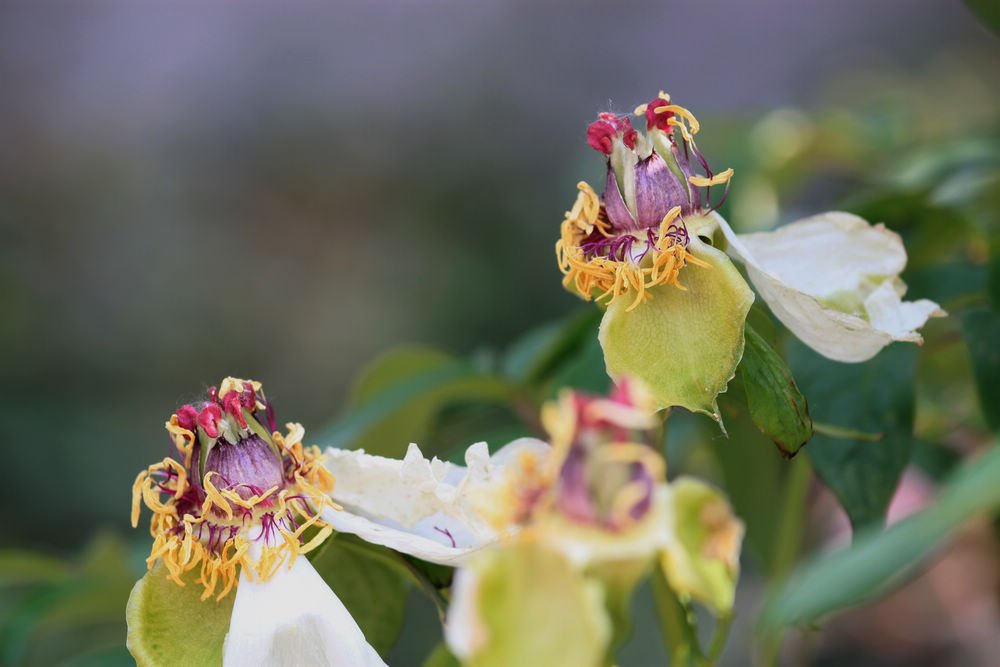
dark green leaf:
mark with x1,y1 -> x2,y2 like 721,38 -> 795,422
316,346 -> 512,458
739,325 -> 812,457
310,534 -> 408,658
548,333 -> 612,396
760,441 -> 1000,635
501,309 -> 602,385
962,307 -> 1000,431
422,642 -> 461,667
788,341 -> 917,531
965,0 -> 1000,36
710,386 -> 789,572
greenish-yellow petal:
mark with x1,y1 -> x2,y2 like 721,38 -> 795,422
598,240 -> 754,421
125,564 -> 234,667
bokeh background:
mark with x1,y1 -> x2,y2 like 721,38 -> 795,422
1,1 -> 998,665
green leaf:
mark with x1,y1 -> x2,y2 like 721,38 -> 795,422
0,551 -> 70,586
760,441 -> 1000,635
125,564 -> 235,667
599,241 -> 755,422
549,332 -> 612,396
965,0 -> 1000,36
309,534 -> 408,657
316,346 -> 512,457
468,543 -> 610,667
502,309 -> 602,386
962,307 -> 1000,431
739,325 -> 812,457
788,340 -> 917,531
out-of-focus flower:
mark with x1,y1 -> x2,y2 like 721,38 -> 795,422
128,377 -> 385,666
556,92 -> 942,416
440,380 -> 744,665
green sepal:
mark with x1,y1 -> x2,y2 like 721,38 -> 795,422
197,427 -> 214,481
125,563 -> 235,667
598,239 -> 754,424
739,324 -> 813,457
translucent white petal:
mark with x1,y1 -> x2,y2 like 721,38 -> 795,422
716,211 -> 944,362
443,567 -> 487,660
322,438 -> 550,565
223,550 -> 385,667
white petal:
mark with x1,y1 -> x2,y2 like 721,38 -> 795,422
323,438 -> 550,564
717,211 -> 944,362
223,552 -> 385,667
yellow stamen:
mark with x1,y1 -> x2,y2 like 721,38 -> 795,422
688,168 -> 734,188
133,415 -> 338,600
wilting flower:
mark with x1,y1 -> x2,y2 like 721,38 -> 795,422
438,381 -> 744,665
557,92 -> 942,417
128,377 -> 385,666
320,437 -> 551,565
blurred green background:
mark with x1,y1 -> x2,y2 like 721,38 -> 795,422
1,1 -> 998,665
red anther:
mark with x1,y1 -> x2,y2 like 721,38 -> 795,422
645,98 -> 674,132
176,405 -> 199,432
198,403 -> 223,439
208,386 -> 220,404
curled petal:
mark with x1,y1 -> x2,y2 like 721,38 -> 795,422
660,477 -> 744,616
717,211 -> 944,362
223,547 -> 385,666
322,438 -> 550,565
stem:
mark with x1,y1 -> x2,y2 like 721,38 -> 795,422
652,566 -> 705,667
394,553 -> 449,624
758,456 -> 811,666
812,422 -> 884,442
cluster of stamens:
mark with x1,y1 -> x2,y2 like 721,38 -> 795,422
494,380 -> 664,533
131,377 -> 336,600
556,92 -> 734,311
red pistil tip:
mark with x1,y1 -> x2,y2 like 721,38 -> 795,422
198,403 -> 223,438
586,113 -> 637,154
645,98 -> 674,132
176,404 -> 199,432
